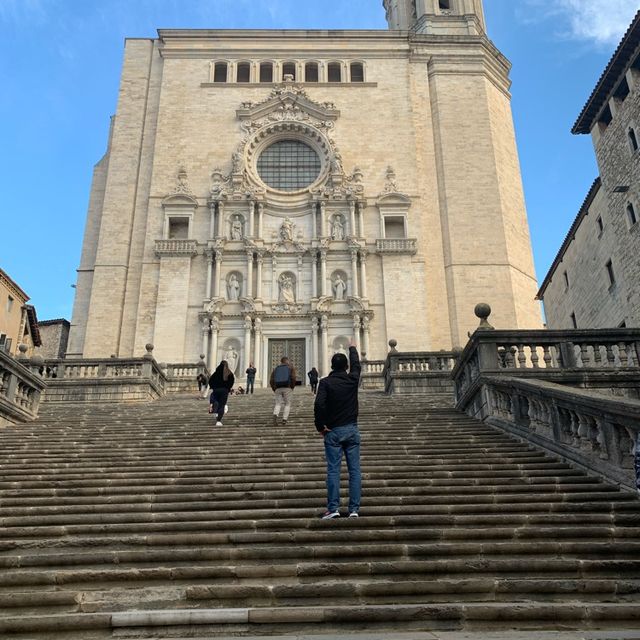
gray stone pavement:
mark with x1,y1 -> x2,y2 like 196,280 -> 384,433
158,633 -> 640,640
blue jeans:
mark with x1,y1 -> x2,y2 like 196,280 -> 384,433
246,378 -> 255,394
324,423 -> 361,513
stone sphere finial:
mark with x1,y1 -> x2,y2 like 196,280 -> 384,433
17,344 -> 29,359
144,343 -> 154,359
388,339 -> 398,353
474,303 -> 494,331
199,353 -> 206,361
31,354 -> 44,366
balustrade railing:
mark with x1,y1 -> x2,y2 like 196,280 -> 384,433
375,238 -> 417,254
0,350 -> 46,425
154,239 -> 198,256
384,348 -> 458,395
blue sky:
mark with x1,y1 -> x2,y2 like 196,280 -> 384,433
0,0 -> 637,320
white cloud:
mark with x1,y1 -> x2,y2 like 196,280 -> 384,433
524,0 -> 639,46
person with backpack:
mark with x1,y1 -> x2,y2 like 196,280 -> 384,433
208,360 -> 235,427
269,356 -> 297,425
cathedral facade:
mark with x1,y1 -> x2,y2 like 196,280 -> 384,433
68,0 -> 542,385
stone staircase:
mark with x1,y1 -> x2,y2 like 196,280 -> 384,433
1,389 -> 640,638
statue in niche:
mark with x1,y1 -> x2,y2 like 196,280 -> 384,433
231,216 -> 243,240
331,215 -> 345,241
227,274 -> 241,301
336,343 -> 348,356
279,217 -> 294,242
224,346 -> 239,374
278,273 -> 296,304
231,151 -> 243,174
332,274 -> 347,301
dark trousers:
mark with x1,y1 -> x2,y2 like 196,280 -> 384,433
209,388 -> 229,421
310,381 -> 318,394
247,378 -> 255,394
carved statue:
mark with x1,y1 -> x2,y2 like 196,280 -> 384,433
232,151 -> 243,174
227,274 -> 241,301
336,343 -> 348,356
331,215 -> 345,241
224,347 -> 239,374
331,150 -> 343,173
332,274 -> 347,301
278,273 -> 296,304
279,217 -> 294,242
231,216 -> 243,240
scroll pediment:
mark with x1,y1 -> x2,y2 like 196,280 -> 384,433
236,83 -> 340,127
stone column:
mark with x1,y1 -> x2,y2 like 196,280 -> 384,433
360,250 -> 368,299
350,250 -> 359,297
217,202 -> 225,238
320,250 -> 327,296
210,317 -> 220,366
312,203 -> 318,240
311,316 -> 319,369
358,201 -> 364,238
362,316 -> 370,356
244,315 -> 252,370
205,249 -> 214,300
246,251 -> 254,298
248,201 -> 255,238
257,203 -> 264,238
349,201 -> 356,238
271,255 -> 278,303
297,255 -> 303,301
253,317 -> 262,373
320,202 -> 327,237
352,314 -> 361,351
320,314 -> 329,376
213,251 -> 223,298
209,203 -> 216,238
311,253 -> 318,298
201,317 -> 210,366
256,253 -> 263,299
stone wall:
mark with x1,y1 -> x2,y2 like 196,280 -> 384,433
35,320 -> 70,359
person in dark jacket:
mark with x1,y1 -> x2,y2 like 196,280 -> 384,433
314,343 -> 361,519
245,363 -> 257,395
307,367 -> 319,394
208,360 -> 235,426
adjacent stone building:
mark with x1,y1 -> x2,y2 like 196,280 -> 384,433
68,0 -> 542,384
0,267 -> 41,357
539,11 -> 640,329
35,319 -> 70,360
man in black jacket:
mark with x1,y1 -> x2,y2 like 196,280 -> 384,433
314,343 -> 361,519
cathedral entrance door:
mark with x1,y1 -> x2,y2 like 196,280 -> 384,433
268,339 -> 305,386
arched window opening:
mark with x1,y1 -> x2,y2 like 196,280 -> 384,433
237,62 -> 251,83
350,62 -> 364,83
328,62 -> 342,83
213,62 -> 228,83
282,61 -> 297,80
629,127 -> 639,152
305,62 -> 319,83
260,62 -> 274,83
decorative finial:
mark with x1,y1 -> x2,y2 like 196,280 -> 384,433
388,339 -> 398,353
144,343 -> 154,359
17,344 -> 28,359
474,303 -> 494,331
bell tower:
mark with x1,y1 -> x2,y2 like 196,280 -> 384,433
383,0 -> 486,35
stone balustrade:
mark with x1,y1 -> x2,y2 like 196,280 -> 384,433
163,360 -> 209,393
360,359 -> 386,390
0,349 -> 46,425
466,375 -> 640,490
154,239 -> 198,257
32,347 -> 167,403
375,238 -> 417,254
384,345 -> 457,396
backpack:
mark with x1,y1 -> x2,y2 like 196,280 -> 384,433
273,364 -> 291,388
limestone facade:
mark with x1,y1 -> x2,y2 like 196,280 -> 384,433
68,0 -> 542,385
540,12 -> 640,329
0,268 -> 40,357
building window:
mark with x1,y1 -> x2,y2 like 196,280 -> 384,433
6,296 -> 14,313
282,61 -> 296,80
237,62 -> 251,83
168,218 -> 189,239
605,259 -> 615,287
629,127 -> 639,152
305,62 -> 319,82
327,62 -> 342,83
383,216 -> 406,239
439,0 -> 452,9
350,62 -> 364,83
570,312 -> 577,329
627,202 -> 638,227
259,62 -> 274,83
256,139 -> 322,192
596,216 -> 604,234
213,62 -> 228,83
563,271 -> 569,289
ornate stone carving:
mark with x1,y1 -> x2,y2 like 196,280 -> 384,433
332,274 -> 347,300
209,168 -> 230,200
223,344 -> 239,374
230,215 -> 244,240
173,167 -> 194,195
226,273 -> 241,301
384,166 -> 399,193
330,214 -> 346,240
278,273 -> 296,304
279,217 -> 294,242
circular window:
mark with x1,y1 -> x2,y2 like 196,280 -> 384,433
257,140 -> 321,192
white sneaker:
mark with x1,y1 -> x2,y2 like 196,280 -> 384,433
321,510 -> 340,520
216,421 -> 223,426
348,512 -> 359,518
